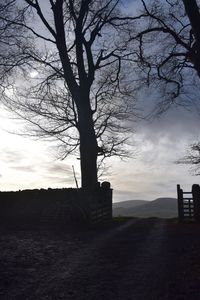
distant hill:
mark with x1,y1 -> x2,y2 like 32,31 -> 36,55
113,198 -> 178,218
113,200 -> 149,209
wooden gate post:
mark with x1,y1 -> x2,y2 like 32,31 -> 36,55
177,184 -> 184,222
192,184 -> 200,222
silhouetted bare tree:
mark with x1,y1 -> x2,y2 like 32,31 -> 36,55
0,0 -> 141,188
126,0 -> 200,172
176,142 -> 200,175
130,0 -> 200,114
0,1 -> 28,88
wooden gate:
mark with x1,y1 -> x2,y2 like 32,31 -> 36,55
177,184 -> 200,222
177,185 -> 194,222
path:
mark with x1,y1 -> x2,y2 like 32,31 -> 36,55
0,218 -> 200,299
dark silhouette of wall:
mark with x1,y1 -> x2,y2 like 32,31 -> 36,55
0,184 -> 112,227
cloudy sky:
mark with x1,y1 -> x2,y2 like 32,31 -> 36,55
0,0 -> 200,202
0,102 -> 200,202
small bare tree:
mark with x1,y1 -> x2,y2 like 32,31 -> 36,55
0,0 -> 141,188
176,143 -> 200,175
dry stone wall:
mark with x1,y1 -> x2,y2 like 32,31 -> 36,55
0,184 -> 112,227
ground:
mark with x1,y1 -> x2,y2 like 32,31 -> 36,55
0,218 -> 200,299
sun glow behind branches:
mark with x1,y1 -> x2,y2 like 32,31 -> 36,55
30,71 -> 39,78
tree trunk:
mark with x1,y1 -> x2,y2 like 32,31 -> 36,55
76,95 -> 98,189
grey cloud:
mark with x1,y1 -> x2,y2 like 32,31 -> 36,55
113,189 -> 148,202
42,162 -> 77,186
10,165 -> 36,173
136,106 -> 200,144
0,148 -> 37,173
46,163 -> 72,175
0,148 -> 24,164
154,179 -> 178,189
45,175 -> 75,185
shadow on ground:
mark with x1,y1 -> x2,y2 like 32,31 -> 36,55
0,218 -> 200,299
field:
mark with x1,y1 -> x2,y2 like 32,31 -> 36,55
0,218 -> 200,299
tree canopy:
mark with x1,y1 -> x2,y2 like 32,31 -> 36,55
129,0 -> 200,114
0,0 -> 139,188
130,0 -> 200,172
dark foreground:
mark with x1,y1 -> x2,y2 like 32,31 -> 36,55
0,218 -> 200,299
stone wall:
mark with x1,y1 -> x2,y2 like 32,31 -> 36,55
0,184 -> 112,227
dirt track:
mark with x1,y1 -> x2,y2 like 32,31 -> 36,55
0,218 -> 200,299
